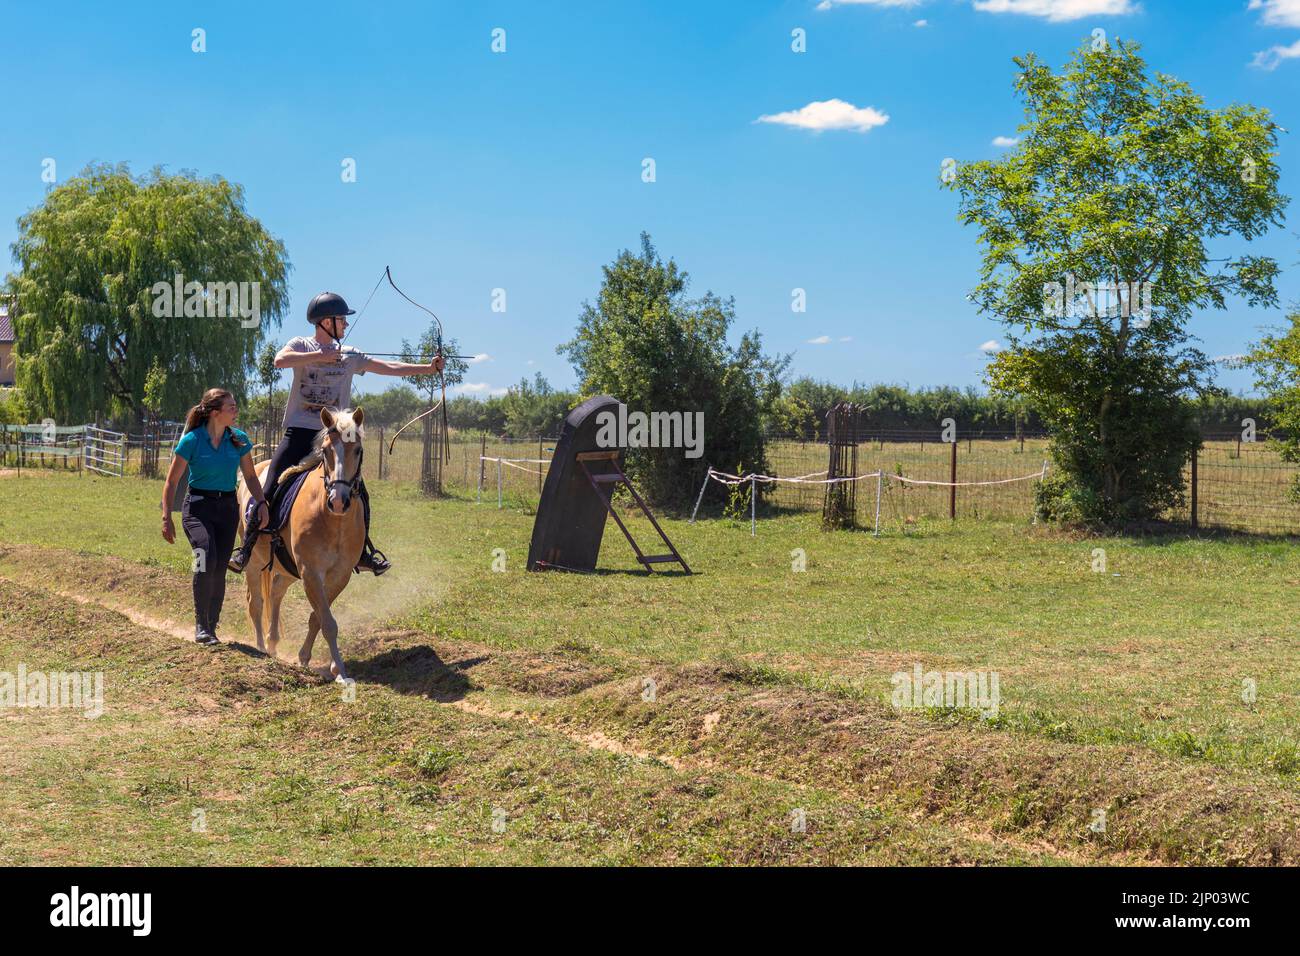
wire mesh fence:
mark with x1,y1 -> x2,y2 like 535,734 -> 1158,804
753,432 -> 1051,526
1167,436 -> 1300,535
710,430 -> 1300,535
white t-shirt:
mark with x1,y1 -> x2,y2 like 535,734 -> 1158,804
282,336 -> 370,430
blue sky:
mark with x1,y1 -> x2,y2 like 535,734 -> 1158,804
2,0 -> 1298,397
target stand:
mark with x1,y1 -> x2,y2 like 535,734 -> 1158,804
527,395 -> 690,575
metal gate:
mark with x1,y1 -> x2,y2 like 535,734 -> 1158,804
84,425 -> 125,477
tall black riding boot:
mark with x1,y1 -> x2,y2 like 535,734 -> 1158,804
228,528 -> 257,574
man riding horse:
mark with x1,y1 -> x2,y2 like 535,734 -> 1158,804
228,290 -> 445,575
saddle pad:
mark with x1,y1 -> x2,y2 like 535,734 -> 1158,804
272,467 -> 311,531
246,467 -> 312,579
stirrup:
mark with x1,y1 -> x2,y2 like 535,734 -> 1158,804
355,545 -> 391,576
229,526 -> 261,573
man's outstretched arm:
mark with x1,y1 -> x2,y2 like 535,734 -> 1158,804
361,356 -> 445,376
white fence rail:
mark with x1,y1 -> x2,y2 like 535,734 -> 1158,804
1,423 -> 84,469
83,425 -> 125,477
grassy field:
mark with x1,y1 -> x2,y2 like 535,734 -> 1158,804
0,470 -> 1298,865
11,430 -> 1299,533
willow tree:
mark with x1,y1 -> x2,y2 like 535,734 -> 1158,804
7,163 -> 290,424
947,40 -> 1287,527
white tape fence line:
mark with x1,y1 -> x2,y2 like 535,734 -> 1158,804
690,461 -> 1050,534
478,455 -> 551,508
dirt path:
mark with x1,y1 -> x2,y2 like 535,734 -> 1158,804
31,581 -> 196,642
0,561 -> 698,767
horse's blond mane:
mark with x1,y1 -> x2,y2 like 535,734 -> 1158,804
279,409 -> 365,485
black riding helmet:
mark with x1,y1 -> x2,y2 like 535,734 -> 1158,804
306,291 -> 356,324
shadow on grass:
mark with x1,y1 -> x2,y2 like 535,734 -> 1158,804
1103,520 -> 1300,547
531,563 -> 694,577
349,645 -> 486,702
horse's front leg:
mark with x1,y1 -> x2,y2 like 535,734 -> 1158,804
302,572 -> 346,682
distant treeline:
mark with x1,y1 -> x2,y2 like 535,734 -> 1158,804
780,379 -> 1271,439
241,379 -> 575,439
234,376 -> 1272,441
781,381 -> 1039,436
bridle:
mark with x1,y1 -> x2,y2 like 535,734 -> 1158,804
320,428 -> 364,506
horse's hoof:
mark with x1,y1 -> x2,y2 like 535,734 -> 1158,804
330,661 -> 341,677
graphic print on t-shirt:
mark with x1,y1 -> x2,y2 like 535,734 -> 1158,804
299,363 -> 353,412
281,337 -> 368,430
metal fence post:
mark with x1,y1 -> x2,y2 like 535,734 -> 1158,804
949,439 -> 957,520
479,434 -> 487,495
1190,448 -> 1199,530
750,475 -> 756,536
689,466 -> 712,523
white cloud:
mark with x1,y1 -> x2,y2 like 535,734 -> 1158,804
817,0 -> 924,9
839,336 -> 853,342
1252,38 -> 1300,70
1250,0 -> 1300,28
757,99 -> 890,133
458,382 -> 508,396
979,340 -> 1003,354
807,335 -> 832,345
972,0 -> 1138,21
992,135 -> 1020,147
465,353 -> 491,364
914,19 -> 929,26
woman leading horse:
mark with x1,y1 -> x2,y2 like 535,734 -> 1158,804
161,389 -> 269,644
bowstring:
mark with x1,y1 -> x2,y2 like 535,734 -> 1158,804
370,266 -> 452,465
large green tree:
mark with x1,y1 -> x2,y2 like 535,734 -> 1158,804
7,163 -> 290,424
559,234 -> 787,507
948,40 -> 1287,526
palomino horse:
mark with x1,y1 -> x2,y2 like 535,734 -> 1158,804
237,407 -> 367,682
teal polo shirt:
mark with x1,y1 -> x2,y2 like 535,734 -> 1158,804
173,427 -> 252,491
